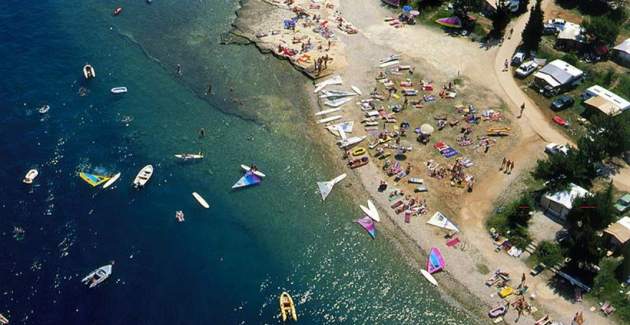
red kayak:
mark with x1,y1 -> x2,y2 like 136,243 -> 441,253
552,115 -> 568,127
113,7 -> 123,16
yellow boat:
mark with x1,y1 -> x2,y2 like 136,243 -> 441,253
352,147 -> 366,156
499,286 -> 514,298
279,292 -> 297,322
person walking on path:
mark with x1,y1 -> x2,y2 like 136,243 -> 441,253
519,102 -> 525,118
503,59 -> 509,72
504,160 -> 511,174
500,157 -> 507,171
508,160 -> 514,174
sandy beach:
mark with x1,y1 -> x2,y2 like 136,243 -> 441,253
233,0 -> 620,324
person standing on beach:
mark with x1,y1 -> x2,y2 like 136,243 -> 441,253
509,160 -> 514,174
500,157 -> 506,171
519,103 -> 525,118
198,128 -> 205,138
504,160 -> 511,174
503,59 -> 508,72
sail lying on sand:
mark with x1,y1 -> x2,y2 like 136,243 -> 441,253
427,247 -> 445,274
356,216 -> 376,239
426,211 -> 459,232
317,173 -> 347,201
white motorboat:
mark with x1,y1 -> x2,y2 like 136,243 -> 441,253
38,105 -> 50,114
83,64 -> 95,79
132,165 -> 153,188
22,169 -> 38,184
102,172 -> 121,189
174,153 -> 204,160
111,87 -> 128,94
81,264 -> 112,288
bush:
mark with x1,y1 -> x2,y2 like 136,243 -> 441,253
592,258 -> 630,322
487,195 -> 534,249
561,53 -> 579,66
583,16 -> 620,45
534,240 -> 564,266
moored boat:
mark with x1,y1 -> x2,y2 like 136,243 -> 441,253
22,169 -> 38,184
279,292 -> 297,322
83,64 -> 95,79
111,87 -> 128,94
174,152 -> 204,160
38,104 -> 50,114
348,156 -> 368,169
112,7 -> 123,16
81,264 -> 112,288
132,165 -> 153,188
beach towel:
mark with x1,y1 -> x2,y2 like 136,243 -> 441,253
441,146 -> 459,158
446,237 -> 460,247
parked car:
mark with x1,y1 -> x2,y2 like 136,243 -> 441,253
547,18 -> 566,31
545,143 -> 570,155
530,263 -> 546,276
511,51 -> 526,66
614,193 -> 630,213
551,95 -> 574,110
515,60 -> 538,78
543,24 -> 557,35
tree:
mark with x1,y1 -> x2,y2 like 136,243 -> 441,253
516,0 -> 530,15
532,149 -> 596,191
563,184 -> 616,269
583,16 -> 620,46
584,114 -> 630,159
520,0 -> 544,52
489,1 -> 511,38
535,240 -> 564,266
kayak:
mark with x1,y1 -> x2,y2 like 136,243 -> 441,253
420,269 -> 438,286
111,87 -> 128,94
241,164 -> 266,178
175,153 -> 204,160
279,292 -> 298,322
102,173 -> 121,189
192,192 -> 209,208
22,169 -> 39,184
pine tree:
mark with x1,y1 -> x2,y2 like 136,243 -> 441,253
520,0 -> 544,53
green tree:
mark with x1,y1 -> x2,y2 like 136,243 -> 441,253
583,16 -> 620,46
535,240 -> 564,266
563,184 -> 616,269
520,0 -> 544,52
490,1 -> 511,38
532,149 -> 596,191
584,114 -> 630,159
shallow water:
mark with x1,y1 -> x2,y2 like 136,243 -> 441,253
0,1 -> 477,323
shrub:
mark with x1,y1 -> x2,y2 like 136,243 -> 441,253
534,240 -> 564,266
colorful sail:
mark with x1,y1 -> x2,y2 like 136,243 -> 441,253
427,247 -> 445,274
435,16 -> 462,28
79,172 -> 110,187
232,171 -> 261,189
356,216 -> 376,239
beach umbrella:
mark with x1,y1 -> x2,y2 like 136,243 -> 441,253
435,16 -> 462,28
402,5 -> 412,12
420,123 -> 434,135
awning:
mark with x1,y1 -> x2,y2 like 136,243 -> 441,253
534,72 -> 560,88
585,96 -> 623,116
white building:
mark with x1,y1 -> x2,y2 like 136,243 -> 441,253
612,38 -> 630,68
583,85 -> 630,116
540,183 -> 591,220
533,59 -> 583,93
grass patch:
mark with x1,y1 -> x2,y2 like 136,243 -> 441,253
476,263 -> 491,275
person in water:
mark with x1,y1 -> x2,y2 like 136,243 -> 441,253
206,83 -> 212,95
250,164 -> 257,172
198,128 -> 205,138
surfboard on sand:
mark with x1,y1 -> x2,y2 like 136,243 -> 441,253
420,269 -> 438,286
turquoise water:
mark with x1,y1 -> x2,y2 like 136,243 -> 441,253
0,0 -> 476,323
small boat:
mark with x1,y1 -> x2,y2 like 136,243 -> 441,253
323,97 -> 353,108
0,313 -> 8,325
352,147 -> 366,156
38,105 -> 50,114
356,216 -> 376,238
498,286 -> 514,298
175,210 -> 185,222
81,264 -> 112,288
351,85 -> 363,95
552,115 -> 568,127
79,172 -> 111,187
83,64 -> 95,79
102,172 -> 121,189
360,199 -> 380,222
174,152 -> 204,160
112,7 -> 123,16
488,303 -> 508,318
22,169 -> 38,184
111,87 -> 128,94
279,292 -> 297,322
420,269 -> 438,286
317,115 -> 342,124
427,247 -> 445,274
317,173 -> 347,201
232,170 -> 262,189
241,164 -> 266,178
379,60 -> 399,68
314,75 -> 342,93
348,156 -> 368,169
314,107 -> 341,116
379,54 -> 400,63
192,192 -> 210,208
132,165 -> 153,188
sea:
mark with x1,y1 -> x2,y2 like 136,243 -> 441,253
0,1 -> 476,324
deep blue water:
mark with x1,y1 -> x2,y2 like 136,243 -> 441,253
0,1 -> 476,324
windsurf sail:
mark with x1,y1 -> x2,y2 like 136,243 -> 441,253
232,171 -> 262,189
317,173 -> 347,201
435,16 -> 462,28
426,211 -> 459,232
79,172 -> 110,187
427,247 -> 445,274
356,216 -> 376,239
